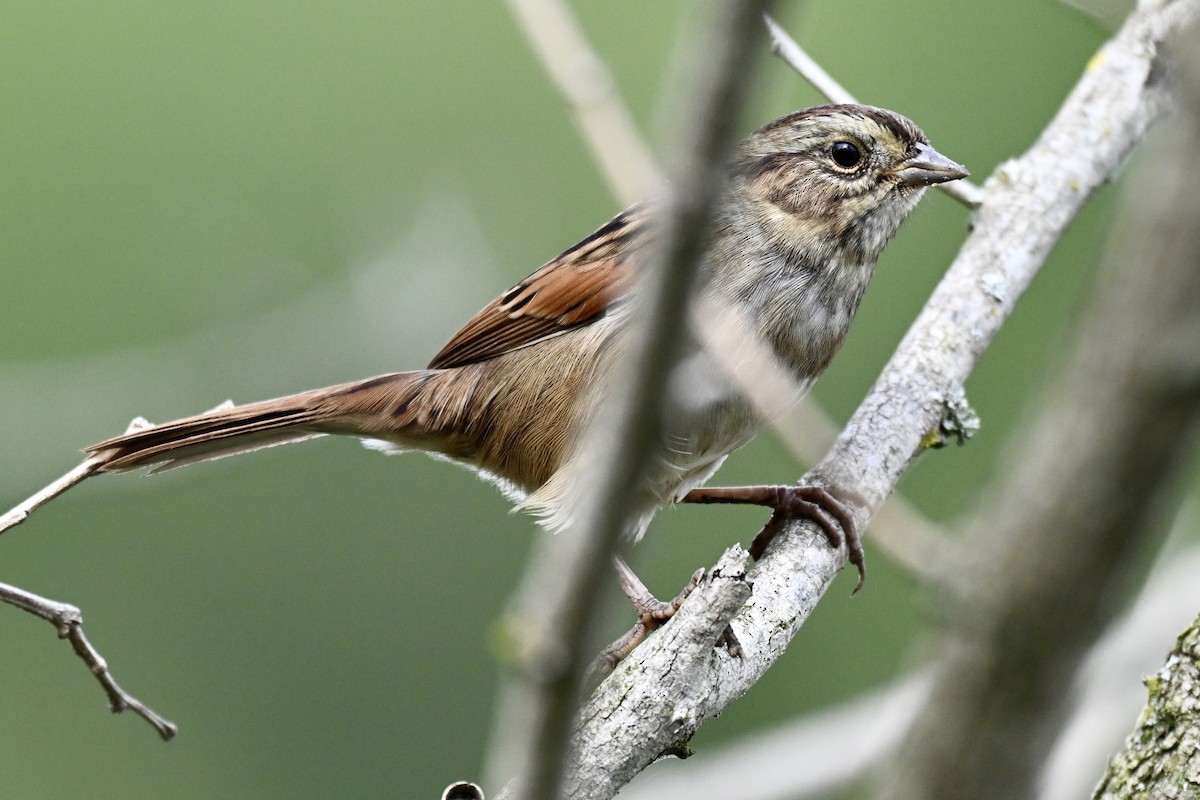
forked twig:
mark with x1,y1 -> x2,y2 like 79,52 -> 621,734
0,581 -> 177,740
0,417 -> 175,739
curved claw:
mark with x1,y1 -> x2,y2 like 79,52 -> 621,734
749,485 -> 865,593
593,559 -> 708,675
685,484 -> 864,593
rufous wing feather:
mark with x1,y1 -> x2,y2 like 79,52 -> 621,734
427,205 -> 648,369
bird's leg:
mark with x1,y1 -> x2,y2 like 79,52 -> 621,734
592,479 -> 862,673
683,484 -> 865,593
592,557 -> 739,675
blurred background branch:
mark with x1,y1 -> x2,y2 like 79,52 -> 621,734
504,0 -> 663,204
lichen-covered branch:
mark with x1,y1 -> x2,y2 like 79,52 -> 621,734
1092,614 -> 1200,799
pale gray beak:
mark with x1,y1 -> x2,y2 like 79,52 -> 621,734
890,142 -> 969,186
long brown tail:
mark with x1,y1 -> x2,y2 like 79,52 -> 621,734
87,371 -> 433,473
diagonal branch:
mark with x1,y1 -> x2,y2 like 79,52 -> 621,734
566,3 -> 1198,798
504,0 -> 663,205
876,12 -> 1200,800
0,456 -> 105,536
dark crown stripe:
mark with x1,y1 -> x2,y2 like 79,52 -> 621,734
754,104 -> 926,148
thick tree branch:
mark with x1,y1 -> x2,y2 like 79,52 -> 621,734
567,4 -> 1198,797
1092,613 -> 1200,799
874,11 -> 1200,799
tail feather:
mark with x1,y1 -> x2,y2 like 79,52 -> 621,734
87,372 -> 430,473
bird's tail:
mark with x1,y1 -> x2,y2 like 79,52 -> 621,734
87,371 -> 433,473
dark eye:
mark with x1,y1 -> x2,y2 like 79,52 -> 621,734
830,141 -> 862,170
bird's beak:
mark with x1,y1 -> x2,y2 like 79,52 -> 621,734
889,142 -> 969,186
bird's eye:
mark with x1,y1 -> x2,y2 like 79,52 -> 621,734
830,141 -> 862,170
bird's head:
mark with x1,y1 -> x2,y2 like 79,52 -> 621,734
731,104 -> 968,262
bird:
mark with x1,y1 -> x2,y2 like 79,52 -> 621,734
87,104 -> 966,649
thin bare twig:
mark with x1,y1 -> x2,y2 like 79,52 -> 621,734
764,14 -> 985,209
0,582 -> 177,740
0,456 -> 105,536
0,416 -> 154,537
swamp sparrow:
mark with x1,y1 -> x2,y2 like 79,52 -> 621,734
89,104 -> 966,628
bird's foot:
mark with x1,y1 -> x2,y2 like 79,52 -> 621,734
591,557 -> 741,675
684,484 -> 865,593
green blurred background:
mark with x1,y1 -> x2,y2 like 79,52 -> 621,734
0,1 -> 1145,797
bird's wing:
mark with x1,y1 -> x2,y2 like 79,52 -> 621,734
427,205 -> 650,369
